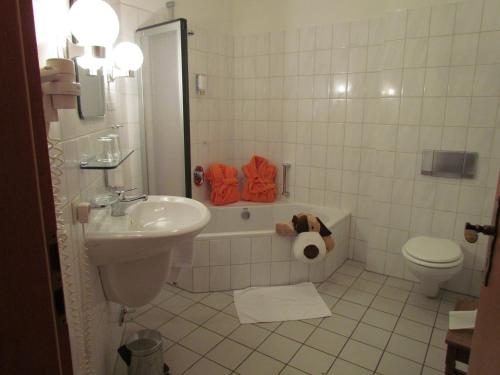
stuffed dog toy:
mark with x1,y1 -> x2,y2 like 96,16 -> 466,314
276,213 -> 335,251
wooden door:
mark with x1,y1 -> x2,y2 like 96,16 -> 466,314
468,175 -> 500,374
0,1 -> 73,374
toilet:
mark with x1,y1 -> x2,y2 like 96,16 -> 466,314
402,236 -> 464,298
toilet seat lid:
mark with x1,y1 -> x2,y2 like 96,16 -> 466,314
403,236 -> 461,263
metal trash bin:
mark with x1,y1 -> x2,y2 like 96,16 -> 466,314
118,329 -> 169,375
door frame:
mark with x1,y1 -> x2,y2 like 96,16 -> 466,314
0,1 -> 72,374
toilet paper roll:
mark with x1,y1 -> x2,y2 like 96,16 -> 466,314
293,232 -> 326,264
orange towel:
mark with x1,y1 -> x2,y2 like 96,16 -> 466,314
242,155 -> 277,203
206,164 -> 240,205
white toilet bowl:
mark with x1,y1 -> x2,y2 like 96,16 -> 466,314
402,236 -> 463,297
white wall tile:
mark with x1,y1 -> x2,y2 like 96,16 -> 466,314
210,239 -> 231,265
251,236 -> 272,262
430,4 -> 456,36
251,262 -> 271,286
231,264 -> 251,290
210,265 -> 231,291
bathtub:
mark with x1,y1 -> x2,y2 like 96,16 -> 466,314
175,201 -> 351,292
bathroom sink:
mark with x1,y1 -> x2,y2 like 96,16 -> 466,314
85,195 -> 211,266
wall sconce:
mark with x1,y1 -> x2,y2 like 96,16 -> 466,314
65,0 -> 144,79
108,42 -> 144,81
66,0 -> 119,72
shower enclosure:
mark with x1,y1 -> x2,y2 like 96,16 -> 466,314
137,19 -> 191,197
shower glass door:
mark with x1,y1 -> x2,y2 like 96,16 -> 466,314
137,19 -> 191,197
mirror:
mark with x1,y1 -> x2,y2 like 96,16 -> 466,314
136,19 -> 191,197
68,0 -> 106,119
75,65 -> 106,119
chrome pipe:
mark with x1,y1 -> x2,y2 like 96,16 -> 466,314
282,162 -> 291,198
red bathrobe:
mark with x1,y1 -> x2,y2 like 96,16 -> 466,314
206,164 -> 240,205
242,155 -> 277,203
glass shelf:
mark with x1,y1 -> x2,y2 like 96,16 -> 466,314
80,149 -> 134,170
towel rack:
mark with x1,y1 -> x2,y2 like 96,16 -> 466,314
282,162 -> 291,198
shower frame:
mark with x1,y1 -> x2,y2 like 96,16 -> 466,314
136,18 -> 192,197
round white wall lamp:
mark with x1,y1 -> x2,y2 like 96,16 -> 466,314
68,0 -> 119,47
112,42 -> 144,72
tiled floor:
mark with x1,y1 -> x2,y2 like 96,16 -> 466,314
117,260 -> 471,375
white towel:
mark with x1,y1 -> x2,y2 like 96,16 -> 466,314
449,309 -> 477,330
234,282 -> 332,323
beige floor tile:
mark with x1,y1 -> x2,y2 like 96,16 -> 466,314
430,328 -> 447,349
151,289 -> 176,305
222,302 -> 239,317
352,278 -> 383,294
378,285 -> 410,302
361,308 -> 398,331
329,272 -> 357,286
181,303 -> 218,325
129,261 -> 478,375
206,339 -> 252,370
163,344 -> 200,375
318,281 -> 348,297
279,366 -> 308,375
339,339 -> 382,371
183,358 -> 231,375
201,293 -> 234,310
257,321 -> 281,331
229,324 -> 271,348
236,351 -> 284,375
384,277 -> 414,291
424,346 -> 446,371
276,321 -> 315,342
134,307 -> 174,329
370,295 -> 404,316
289,345 -> 335,374
302,317 -> 323,326
320,313 -> 358,337
258,333 -> 301,363
159,294 -> 195,314
178,290 -> 209,302
386,334 -> 428,363
337,263 -> 363,276
180,327 -> 224,355
352,323 -> 391,349
401,304 -> 437,326
319,293 -> 339,308
359,270 -> 387,283
421,366 -> 443,375
377,352 -> 422,375
204,312 -> 240,336
343,288 -> 376,306
158,316 -> 198,342
406,292 -> 440,311
434,313 -> 448,330
305,327 -> 347,356
332,299 -> 367,320
328,359 -> 372,375
394,318 -> 432,343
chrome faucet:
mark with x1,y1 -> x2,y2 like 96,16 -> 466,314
111,188 -> 148,217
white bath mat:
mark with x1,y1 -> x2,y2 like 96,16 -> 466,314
233,282 -> 332,324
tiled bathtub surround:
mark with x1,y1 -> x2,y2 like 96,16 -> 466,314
229,0 -> 500,296
176,214 -> 350,292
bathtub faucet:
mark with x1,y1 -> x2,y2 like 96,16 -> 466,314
111,187 -> 148,216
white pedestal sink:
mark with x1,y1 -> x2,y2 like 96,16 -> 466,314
85,196 -> 210,307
